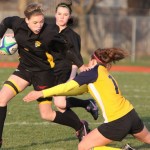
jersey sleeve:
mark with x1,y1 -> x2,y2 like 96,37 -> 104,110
0,16 -> 21,38
42,66 -> 99,97
42,80 -> 80,98
62,29 -> 84,68
68,34 -> 83,67
74,65 -> 99,85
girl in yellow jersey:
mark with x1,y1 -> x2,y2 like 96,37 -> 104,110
23,48 -> 150,150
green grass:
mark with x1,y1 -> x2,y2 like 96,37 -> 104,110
0,68 -> 150,150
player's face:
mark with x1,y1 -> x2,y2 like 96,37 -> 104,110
55,6 -> 71,27
25,14 -> 44,34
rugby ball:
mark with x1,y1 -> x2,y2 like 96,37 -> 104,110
0,36 -> 18,55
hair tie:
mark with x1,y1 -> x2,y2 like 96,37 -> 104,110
91,52 -> 105,64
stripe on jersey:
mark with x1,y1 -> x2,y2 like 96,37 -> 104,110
88,83 -> 108,123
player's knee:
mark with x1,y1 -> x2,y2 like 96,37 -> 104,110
54,97 -> 66,109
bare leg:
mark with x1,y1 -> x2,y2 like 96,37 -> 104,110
78,128 -> 112,150
133,126 -> 150,144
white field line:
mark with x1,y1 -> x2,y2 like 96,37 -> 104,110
5,121 -> 150,126
4,122 -> 101,126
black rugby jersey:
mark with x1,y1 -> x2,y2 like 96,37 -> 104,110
0,16 -> 56,71
0,16 -> 84,72
49,24 -> 84,75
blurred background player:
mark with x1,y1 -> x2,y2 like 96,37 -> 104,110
50,2 -> 99,121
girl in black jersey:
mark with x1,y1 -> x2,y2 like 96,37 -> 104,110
51,2 -> 99,123
0,2 -> 90,148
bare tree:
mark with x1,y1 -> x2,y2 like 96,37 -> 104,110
72,0 -> 102,56
18,0 -> 42,17
18,0 -> 27,17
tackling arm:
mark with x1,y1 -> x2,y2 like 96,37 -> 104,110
23,80 -> 88,102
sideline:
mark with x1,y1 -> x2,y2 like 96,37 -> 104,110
0,62 -> 150,73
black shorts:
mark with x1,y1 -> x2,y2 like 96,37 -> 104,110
54,70 -> 71,85
13,65 -> 55,102
97,109 -> 144,141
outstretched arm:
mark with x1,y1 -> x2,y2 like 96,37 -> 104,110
23,80 -> 85,102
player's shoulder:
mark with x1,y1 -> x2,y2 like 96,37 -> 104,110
2,16 -> 24,30
3,16 -> 22,22
67,26 -> 79,36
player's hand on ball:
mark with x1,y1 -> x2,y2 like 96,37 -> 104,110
23,91 -> 43,102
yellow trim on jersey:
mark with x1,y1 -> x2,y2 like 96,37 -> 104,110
46,52 -> 55,68
91,146 -> 121,150
42,80 -> 79,98
88,65 -> 133,123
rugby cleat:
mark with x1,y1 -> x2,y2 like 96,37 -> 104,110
86,99 -> 99,120
122,144 -> 136,150
76,120 -> 91,141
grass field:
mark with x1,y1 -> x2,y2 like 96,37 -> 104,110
0,68 -> 150,150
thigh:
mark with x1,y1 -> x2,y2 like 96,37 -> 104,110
0,74 -> 29,105
133,126 -> 150,143
8,75 -> 29,90
79,128 -> 112,150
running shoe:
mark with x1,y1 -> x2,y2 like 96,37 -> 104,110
86,99 -> 99,120
122,144 -> 136,150
76,120 -> 91,141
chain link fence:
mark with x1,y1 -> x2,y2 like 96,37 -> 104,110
0,1 -> 149,65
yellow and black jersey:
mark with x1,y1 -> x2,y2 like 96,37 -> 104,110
75,65 -> 133,122
43,64 -> 133,123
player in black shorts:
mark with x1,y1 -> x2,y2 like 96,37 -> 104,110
50,2 -> 99,124
0,2 -> 90,148
24,48 -> 150,150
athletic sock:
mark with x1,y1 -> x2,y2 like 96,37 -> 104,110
66,97 -> 90,108
53,108 -> 82,131
0,106 -> 7,140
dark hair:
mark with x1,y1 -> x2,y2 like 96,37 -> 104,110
24,3 -> 44,19
93,48 -> 129,65
56,2 -> 72,14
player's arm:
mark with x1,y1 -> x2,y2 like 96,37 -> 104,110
23,67 -> 97,102
0,20 -> 7,38
0,16 -> 20,38
23,80 -> 83,102
67,65 -> 78,81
